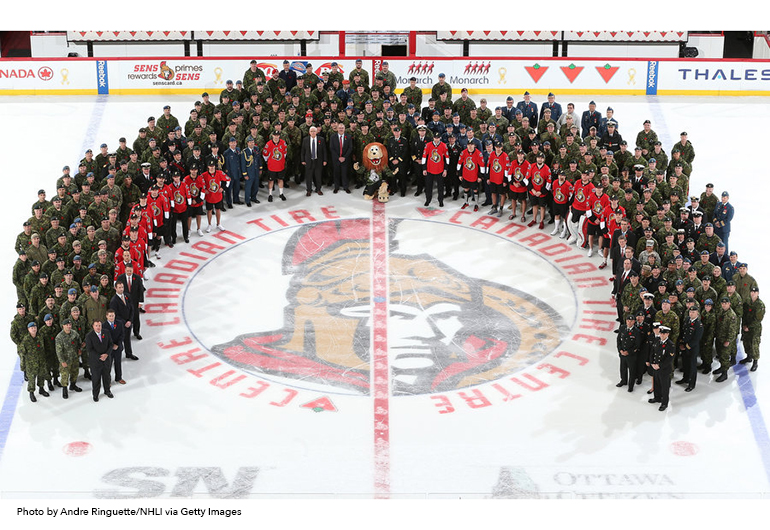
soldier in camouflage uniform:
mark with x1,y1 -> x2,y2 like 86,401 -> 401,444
735,263 -> 758,303
621,275 -> 644,318
699,299 -> 717,373
655,299 -> 681,348
696,223 -> 722,253
11,302 -> 36,378
13,250 -> 30,304
714,297 -> 739,381
20,322 -> 49,402
38,313 -> 60,391
56,318 -> 83,398
672,131 -> 695,164
699,183 -> 718,221
741,287 -> 764,372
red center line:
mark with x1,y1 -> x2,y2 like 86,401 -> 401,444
371,199 -> 390,498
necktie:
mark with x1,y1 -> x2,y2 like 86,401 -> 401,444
622,271 -> 628,282
339,136 -> 343,157
311,138 -> 316,160
98,333 -> 102,343
127,277 -> 132,292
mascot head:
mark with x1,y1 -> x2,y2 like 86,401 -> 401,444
363,142 -> 388,171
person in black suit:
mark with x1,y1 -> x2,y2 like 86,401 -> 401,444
278,60 -> 297,92
85,320 -> 114,402
300,126 -> 327,196
649,326 -> 675,411
677,307 -> 704,392
329,123 -> 352,193
109,281 -> 136,360
115,264 -> 144,340
104,309 -> 126,384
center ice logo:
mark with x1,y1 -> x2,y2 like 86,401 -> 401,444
209,219 -> 567,396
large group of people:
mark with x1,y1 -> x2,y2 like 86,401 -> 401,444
9,58 -> 763,410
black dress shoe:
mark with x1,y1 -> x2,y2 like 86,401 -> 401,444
255,199 -> 260,203
93,396 -> 99,402
134,334 -> 142,340
414,190 -> 422,197
646,389 -> 654,394
268,195 -> 273,202
438,202 -> 444,207
636,377 -> 643,385
184,237 -> 190,243
246,202 -> 252,207
424,200 -> 430,207
306,191 -> 312,197
648,398 -> 660,403
127,354 -> 139,360
615,381 -> 626,387
715,372 -> 728,383
333,189 -> 339,194
139,307 -> 146,313
344,189 -> 351,194
684,386 -> 694,392
658,404 -> 668,411
712,367 -> 723,375
751,360 -> 759,372
234,201 -> 243,205
701,367 -> 712,374
105,392 -> 114,398
627,386 -> 634,392
675,379 -> 687,385
400,192 -> 406,197
739,357 -> 752,365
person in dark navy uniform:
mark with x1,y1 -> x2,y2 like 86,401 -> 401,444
649,325 -> 675,411
539,92 -> 562,123
616,313 -> 642,391
713,191 -> 734,254
677,306 -> 704,392
516,91 -> 538,123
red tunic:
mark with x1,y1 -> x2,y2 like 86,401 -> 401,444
586,192 -> 610,225
508,158 -> 530,193
422,140 -> 449,174
551,179 -> 573,205
527,163 -> 551,197
262,139 -> 288,172
487,151 -> 509,185
184,174 -> 206,206
203,170 -> 229,204
572,180 -> 595,212
146,193 -> 170,228
169,181 -> 190,214
457,148 -> 484,182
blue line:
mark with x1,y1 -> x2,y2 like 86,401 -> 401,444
735,342 -> 770,488
0,358 -> 24,463
647,96 -> 673,147
0,95 -> 109,468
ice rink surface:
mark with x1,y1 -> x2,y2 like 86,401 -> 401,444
0,92 -> 769,519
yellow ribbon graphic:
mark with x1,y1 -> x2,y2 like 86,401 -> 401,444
61,68 -> 69,85
498,67 -> 507,84
627,68 -> 636,86
214,67 -> 223,85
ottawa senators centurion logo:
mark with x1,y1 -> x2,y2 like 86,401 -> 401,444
211,219 -> 567,396
189,183 -> 200,197
464,158 -> 476,170
209,180 -> 219,193
575,189 -> 586,202
272,149 -> 283,161
430,150 -> 441,163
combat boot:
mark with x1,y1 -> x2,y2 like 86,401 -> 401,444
69,382 -> 82,392
29,391 -> 36,403
47,380 -> 55,391
715,371 -> 728,383
84,368 -> 91,380
39,386 -> 50,397
751,360 -> 759,372
730,355 -> 737,366
739,357 -> 752,365
62,387 -> 68,399
701,364 -> 712,374
54,377 -> 62,387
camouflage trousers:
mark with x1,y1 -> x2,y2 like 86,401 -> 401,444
25,359 -> 46,392
742,331 -> 762,360
700,334 -> 714,364
58,355 -> 80,387
715,339 -> 737,371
